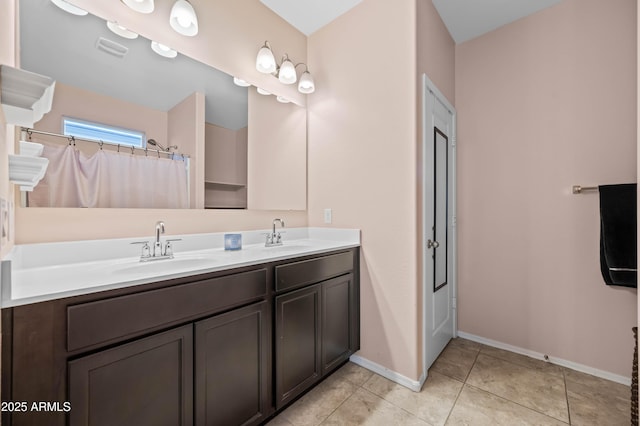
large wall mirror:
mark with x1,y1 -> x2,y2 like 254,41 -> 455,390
18,0 -> 307,210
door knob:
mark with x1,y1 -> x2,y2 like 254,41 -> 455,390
427,239 -> 440,249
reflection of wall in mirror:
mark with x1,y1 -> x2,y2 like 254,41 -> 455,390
167,92 -> 205,209
248,91 -> 307,211
204,123 -> 247,209
31,82 -> 205,208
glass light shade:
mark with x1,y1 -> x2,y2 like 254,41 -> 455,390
256,87 -> 271,96
170,0 -> 199,36
51,0 -> 88,16
151,41 -> 177,58
298,71 -> 315,94
256,46 -> 276,74
276,96 -> 290,104
107,21 -> 139,39
233,77 -> 251,87
278,58 -> 297,84
121,0 -> 154,14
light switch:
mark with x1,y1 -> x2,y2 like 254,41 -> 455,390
324,208 -> 332,224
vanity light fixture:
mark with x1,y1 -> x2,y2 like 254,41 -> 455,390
256,42 -> 277,74
298,68 -> 315,94
169,0 -> 199,37
121,0 -> 155,14
256,87 -> 271,96
51,0 -> 88,16
278,55 -> 297,85
151,41 -> 177,58
107,21 -> 139,40
256,41 -> 315,94
233,77 -> 251,87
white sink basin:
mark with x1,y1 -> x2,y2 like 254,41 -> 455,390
112,255 -> 215,275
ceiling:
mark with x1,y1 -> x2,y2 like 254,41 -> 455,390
260,0 -> 362,36
431,0 -> 563,44
260,0 -> 563,43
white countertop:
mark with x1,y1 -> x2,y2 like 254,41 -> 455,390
0,227 -> 360,308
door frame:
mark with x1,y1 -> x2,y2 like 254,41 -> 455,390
421,73 -> 457,380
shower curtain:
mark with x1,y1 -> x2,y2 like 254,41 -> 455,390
28,144 -> 189,208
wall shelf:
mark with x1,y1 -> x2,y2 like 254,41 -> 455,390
204,180 -> 246,188
8,140 -> 49,191
1,65 -> 56,127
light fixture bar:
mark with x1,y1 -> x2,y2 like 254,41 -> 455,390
255,41 -> 316,94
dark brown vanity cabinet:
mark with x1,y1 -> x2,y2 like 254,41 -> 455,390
2,267 -> 270,426
68,325 -> 194,426
274,251 -> 360,409
2,247 -> 359,426
195,301 -> 270,426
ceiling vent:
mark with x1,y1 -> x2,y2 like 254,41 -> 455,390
95,37 -> 128,59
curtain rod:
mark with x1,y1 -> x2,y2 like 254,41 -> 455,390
20,127 -> 189,159
572,185 -> 598,194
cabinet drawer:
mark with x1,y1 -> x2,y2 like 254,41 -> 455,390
275,251 -> 354,293
67,268 -> 267,352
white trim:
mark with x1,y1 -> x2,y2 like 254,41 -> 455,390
457,331 -> 632,386
349,354 -> 426,392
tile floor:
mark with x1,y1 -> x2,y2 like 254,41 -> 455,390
267,338 -> 631,426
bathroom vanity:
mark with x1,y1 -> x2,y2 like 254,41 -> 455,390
0,228 -> 360,426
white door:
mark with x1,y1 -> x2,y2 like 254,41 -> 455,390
423,74 -> 457,372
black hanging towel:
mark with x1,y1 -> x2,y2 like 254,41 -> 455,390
599,183 -> 637,288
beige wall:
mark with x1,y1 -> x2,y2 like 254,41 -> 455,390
168,92 -> 205,209
247,90 -> 306,211
456,0 -> 637,377
11,0 -> 309,243
307,0 -> 420,380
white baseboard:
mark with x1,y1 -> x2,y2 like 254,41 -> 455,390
457,331 -> 632,386
349,354 -> 426,392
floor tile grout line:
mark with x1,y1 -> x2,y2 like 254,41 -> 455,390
357,386 -> 436,426
462,347 -> 482,383
463,383 -> 571,425
316,373 -> 372,426
562,367 -> 573,425
441,377 -> 466,425
439,346 -> 481,425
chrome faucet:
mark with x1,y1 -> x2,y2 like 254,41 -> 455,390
265,218 -> 285,247
132,221 -> 181,262
154,221 -> 165,256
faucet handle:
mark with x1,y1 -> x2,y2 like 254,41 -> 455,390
164,238 -> 182,257
131,241 -> 151,258
163,239 -> 181,257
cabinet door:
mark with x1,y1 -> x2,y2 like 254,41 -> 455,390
321,274 -> 355,374
68,325 -> 193,426
195,301 -> 270,426
275,284 -> 321,408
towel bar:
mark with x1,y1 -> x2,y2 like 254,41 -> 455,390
572,185 -> 598,194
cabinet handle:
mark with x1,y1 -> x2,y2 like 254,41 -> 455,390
427,239 -> 440,249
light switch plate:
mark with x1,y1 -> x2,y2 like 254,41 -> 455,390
324,208 -> 332,224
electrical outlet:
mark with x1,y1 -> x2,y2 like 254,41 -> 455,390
323,208 -> 332,224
